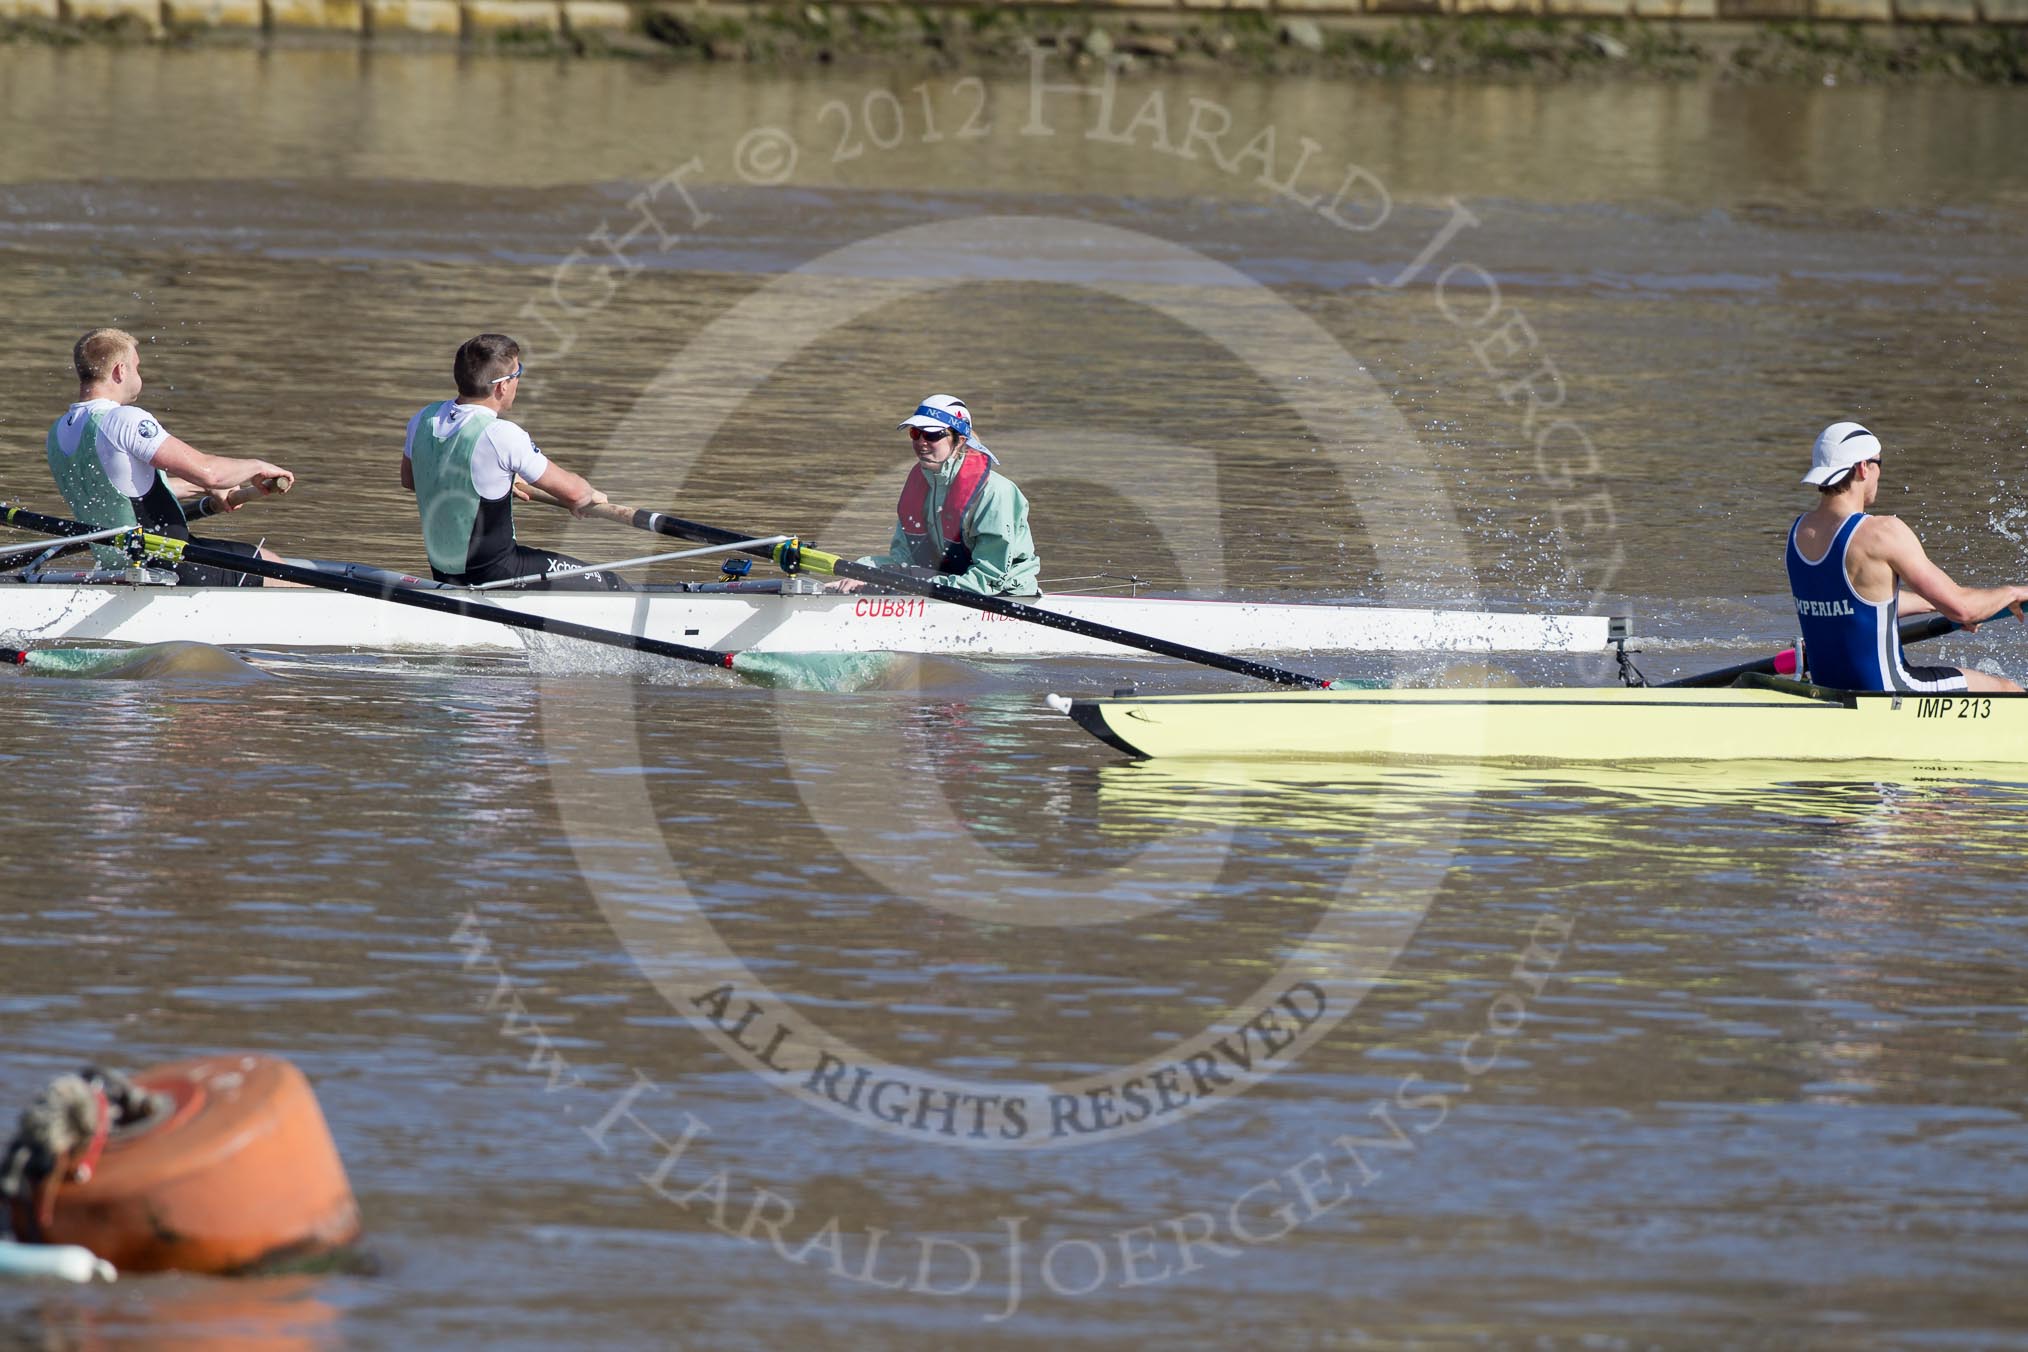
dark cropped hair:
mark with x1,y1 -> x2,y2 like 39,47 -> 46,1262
453,334 -> 521,397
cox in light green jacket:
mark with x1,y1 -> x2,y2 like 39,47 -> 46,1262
861,448 -> 1042,597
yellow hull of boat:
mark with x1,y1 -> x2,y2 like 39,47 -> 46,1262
1063,685 -> 2028,765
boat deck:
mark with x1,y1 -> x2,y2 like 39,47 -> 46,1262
1059,682 -> 2028,765
0,577 -> 1618,657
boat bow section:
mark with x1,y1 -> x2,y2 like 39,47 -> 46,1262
1058,695 -> 1152,757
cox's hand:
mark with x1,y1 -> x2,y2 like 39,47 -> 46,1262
826,579 -> 867,594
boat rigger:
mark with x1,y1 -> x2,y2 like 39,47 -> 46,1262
1053,679 -> 2028,765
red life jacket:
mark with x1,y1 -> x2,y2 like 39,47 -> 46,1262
898,448 -> 992,574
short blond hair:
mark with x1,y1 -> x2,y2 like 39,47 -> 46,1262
73,328 -> 138,385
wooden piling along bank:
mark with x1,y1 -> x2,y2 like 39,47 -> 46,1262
0,0 -> 2022,62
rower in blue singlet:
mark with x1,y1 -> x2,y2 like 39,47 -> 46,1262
1785,421 -> 2027,694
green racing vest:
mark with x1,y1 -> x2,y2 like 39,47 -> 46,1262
46,407 -> 187,567
408,401 -> 516,577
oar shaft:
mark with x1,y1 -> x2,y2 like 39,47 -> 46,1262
0,525 -> 129,560
182,545 -> 741,669
472,535 -> 791,592
1660,612 -> 1977,689
0,504 -> 738,671
2,503 -> 120,541
593,504 -> 1334,689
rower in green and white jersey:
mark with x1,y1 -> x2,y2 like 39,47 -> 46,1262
47,327 -> 297,586
400,333 -> 626,591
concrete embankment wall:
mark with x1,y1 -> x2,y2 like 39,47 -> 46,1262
3,0 -> 2025,44
0,0 -> 628,39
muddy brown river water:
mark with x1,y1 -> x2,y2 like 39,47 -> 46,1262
2,45 -> 2027,1348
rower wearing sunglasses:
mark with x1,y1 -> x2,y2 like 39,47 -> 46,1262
401,333 -> 627,591
827,394 -> 1041,598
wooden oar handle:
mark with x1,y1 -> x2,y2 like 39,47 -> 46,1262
230,475 -> 289,506
191,476 -> 289,520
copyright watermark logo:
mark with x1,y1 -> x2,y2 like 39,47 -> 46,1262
506,51 -> 1621,1317
543,210 -> 1473,1149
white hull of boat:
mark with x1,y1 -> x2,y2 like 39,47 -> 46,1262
0,584 -> 1612,657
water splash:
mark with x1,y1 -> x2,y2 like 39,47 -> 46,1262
518,633 -> 911,692
1990,503 -> 2027,544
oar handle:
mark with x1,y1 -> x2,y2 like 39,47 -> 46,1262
190,476 -> 289,520
594,503 -> 1336,690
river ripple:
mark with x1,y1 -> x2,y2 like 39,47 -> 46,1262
2,47 -> 2027,1348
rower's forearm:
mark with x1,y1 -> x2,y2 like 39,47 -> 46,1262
1918,584 -> 2021,627
196,458 -> 282,492
1955,585 -> 2028,624
530,465 -> 600,510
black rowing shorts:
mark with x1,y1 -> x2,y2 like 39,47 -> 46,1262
1900,663 -> 1971,693
437,544 -> 633,592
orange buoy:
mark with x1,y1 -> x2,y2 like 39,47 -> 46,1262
11,1055 -> 360,1274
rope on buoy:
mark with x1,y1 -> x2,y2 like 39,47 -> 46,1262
1,1069 -> 166,1242
4,1056 -> 359,1274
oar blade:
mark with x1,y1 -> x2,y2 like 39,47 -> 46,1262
728,650 -> 911,692
6,642 -> 267,680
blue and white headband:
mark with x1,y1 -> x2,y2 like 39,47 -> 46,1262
902,402 -> 997,465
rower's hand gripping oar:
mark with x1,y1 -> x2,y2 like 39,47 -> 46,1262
189,475 -> 290,521
581,503 -> 1338,690
1661,608 -> 2021,689
0,503 -> 841,687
